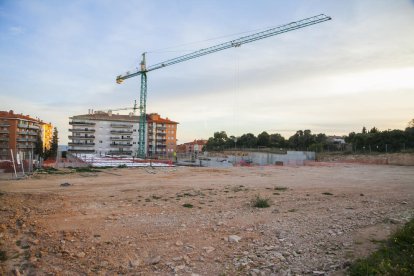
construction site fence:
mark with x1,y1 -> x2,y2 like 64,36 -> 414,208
0,150 -> 43,179
62,152 -> 174,168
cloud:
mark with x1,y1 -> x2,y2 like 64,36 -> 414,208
1,1 -> 414,144
9,26 -> 24,35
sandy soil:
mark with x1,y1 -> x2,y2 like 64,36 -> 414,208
0,164 -> 413,275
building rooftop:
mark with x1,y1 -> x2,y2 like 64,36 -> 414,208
71,112 -> 178,124
71,112 -> 139,122
0,110 -> 46,124
181,139 -> 207,146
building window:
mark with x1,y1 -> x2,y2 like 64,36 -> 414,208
99,141 -> 102,143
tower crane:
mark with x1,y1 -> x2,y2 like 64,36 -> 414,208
116,14 -> 331,158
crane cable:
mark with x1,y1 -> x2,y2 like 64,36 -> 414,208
233,49 -> 240,143
146,25 -> 281,54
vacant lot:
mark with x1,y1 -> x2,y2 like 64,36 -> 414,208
0,164 -> 413,275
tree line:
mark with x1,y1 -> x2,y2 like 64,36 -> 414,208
204,119 -> 414,153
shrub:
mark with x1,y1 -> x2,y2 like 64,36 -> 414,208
0,250 -> 7,261
252,195 -> 270,208
348,218 -> 414,275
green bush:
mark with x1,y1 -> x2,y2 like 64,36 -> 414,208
349,218 -> 414,275
252,195 -> 270,208
75,167 -> 101,173
0,250 -> 7,261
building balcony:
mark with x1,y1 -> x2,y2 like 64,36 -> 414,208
69,128 -> 95,133
0,130 -> 9,134
68,149 -> 95,153
110,124 -> 133,128
16,138 -> 37,142
110,137 -> 133,141
17,144 -> 35,149
18,131 -> 38,136
28,125 -> 39,130
156,138 -> 166,142
110,130 -> 133,134
109,143 -> 132,147
108,150 -> 132,155
68,143 -> 95,147
0,137 -> 9,142
18,124 -> 39,130
69,121 -> 96,126
0,123 -> 10,127
157,126 -> 167,130
68,135 -> 95,140
157,132 -> 166,136
156,144 -> 167,148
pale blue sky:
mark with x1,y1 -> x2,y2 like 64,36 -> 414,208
1,0 -> 413,144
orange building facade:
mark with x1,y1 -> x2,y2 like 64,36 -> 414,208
0,110 -> 53,160
177,139 -> 207,154
146,113 -> 178,157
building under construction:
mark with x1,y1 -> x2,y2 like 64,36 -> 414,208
68,111 -> 178,158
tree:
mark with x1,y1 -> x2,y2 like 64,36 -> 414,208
45,127 -> 59,159
239,133 -> 258,148
362,126 -> 367,134
408,119 -> 414,128
405,123 -> 414,148
225,135 -> 238,149
288,130 -> 315,150
315,133 -> 327,144
257,131 -> 270,147
34,134 -> 44,158
302,130 -> 315,148
288,130 -> 303,149
205,131 -> 229,151
369,127 -> 379,133
269,133 -> 286,148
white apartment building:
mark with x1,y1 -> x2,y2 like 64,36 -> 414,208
68,111 -> 177,157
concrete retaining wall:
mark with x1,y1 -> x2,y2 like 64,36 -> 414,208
200,151 -> 315,167
318,153 -> 414,166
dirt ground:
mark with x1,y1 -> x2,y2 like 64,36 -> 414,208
0,164 -> 413,275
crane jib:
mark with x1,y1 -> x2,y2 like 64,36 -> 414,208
116,14 -> 331,80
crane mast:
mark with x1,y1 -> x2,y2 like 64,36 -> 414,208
116,14 -> 331,158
